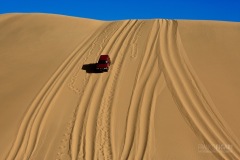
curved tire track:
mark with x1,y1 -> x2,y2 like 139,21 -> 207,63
158,19 -> 240,160
5,23 -> 108,160
67,21 -> 130,160
94,20 -> 145,160
56,21 -> 125,160
120,20 -> 160,159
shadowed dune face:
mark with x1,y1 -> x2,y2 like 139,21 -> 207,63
0,14 -> 240,160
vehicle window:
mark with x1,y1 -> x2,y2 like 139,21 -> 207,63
98,60 -> 107,64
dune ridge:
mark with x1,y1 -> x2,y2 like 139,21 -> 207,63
0,14 -> 240,160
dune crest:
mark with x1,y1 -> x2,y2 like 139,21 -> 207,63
1,14 -> 240,160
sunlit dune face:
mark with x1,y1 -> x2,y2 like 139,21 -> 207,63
0,14 -> 240,160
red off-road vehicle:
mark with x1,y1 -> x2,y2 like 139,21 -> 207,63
96,55 -> 111,72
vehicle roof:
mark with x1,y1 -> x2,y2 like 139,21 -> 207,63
99,55 -> 109,60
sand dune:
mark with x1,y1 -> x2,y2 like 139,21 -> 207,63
0,13 -> 240,160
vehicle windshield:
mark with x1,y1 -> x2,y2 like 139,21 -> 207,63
98,60 -> 107,64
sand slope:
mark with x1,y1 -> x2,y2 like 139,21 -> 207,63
0,14 -> 240,160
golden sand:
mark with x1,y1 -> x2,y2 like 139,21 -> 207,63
0,13 -> 240,160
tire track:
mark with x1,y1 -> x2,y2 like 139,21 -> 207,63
56,21 -> 125,160
109,21 -> 154,159
94,20 -> 144,160
120,20 -> 159,159
158,19 -> 240,160
70,20 -> 140,160
130,21 -> 145,58
83,20 -> 146,160
76,21 -> 134,160
134,58 -> 160,159
23,25 -> 110,159
67,20 -> 131,160
5,23 -> 107,160
130,36 -> 160,160
58,20 -> 133,159
68,21 -> 120,94
134,35 -> 165,159
145,73 -> 165,160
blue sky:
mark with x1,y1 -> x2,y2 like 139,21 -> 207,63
0,0 -> 240,22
